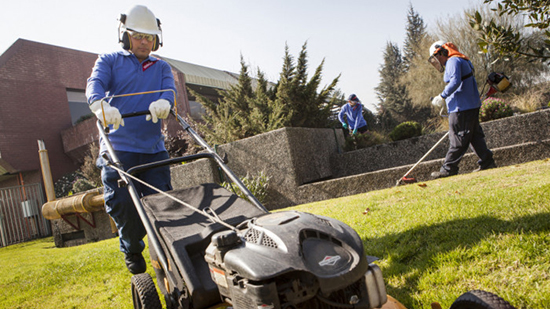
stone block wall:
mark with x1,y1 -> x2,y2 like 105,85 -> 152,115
170,109 -> 550,210
331,109 -> 550,179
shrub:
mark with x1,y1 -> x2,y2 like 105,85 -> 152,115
72,178 -> 96,193
54,143 -> 102,198
221,171 -> 271,205
480,97 -> 513,122
80,143 -> 101,188
162,123 -> 200,157
388,121 -> 422,141
343,130 -> 387,151
506,83 -> 550,113
54,172 -> 84,198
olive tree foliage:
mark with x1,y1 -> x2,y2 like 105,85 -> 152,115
468,0 -> 550,63
192,42 -> 341,145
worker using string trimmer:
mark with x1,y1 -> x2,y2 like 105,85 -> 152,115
428,41 -> 496,179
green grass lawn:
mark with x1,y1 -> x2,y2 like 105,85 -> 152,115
1,159 -> 549,308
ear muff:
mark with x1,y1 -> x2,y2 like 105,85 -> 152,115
118,14 -> 131,50
153,18 -> 163,51
152,35 -> 160,51
121,31 -> 132,51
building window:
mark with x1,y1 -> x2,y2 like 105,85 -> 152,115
67,90 -> 92,125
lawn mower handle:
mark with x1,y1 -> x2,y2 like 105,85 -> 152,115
101,110 -> 151,133
121,110 -> 150,118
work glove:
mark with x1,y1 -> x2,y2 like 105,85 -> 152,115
431,95 -> 445,108
352,128 -> 358,135
342,123 -> 348,130
146,99 -> 171,123
90,100 -> 124,130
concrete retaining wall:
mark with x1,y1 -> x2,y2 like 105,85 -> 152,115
170,109 -> 550,209
331,109 -> 550,178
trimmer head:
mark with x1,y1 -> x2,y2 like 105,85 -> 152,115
396,176 -> 417,186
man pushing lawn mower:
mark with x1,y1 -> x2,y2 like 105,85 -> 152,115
428,40 -> 496,179
86,5 -> 176,274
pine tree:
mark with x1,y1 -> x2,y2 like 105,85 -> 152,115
275,42 -> 340,128
193,42 -> 340,145
192,57 -> 290,144
403,4 -> 427,71
400,4 -> 432,125
375,41 -> 411,127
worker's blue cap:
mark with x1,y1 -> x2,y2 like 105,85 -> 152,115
348,94 -> 359,102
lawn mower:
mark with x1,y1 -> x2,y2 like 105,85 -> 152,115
96,92 -> 516,309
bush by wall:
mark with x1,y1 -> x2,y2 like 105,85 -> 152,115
480,97 -> 513,122
221,171 -> 271,205
389,121 -> 422,141
343,131 -> 387,151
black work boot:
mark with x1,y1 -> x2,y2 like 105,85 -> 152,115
473,160 -> 497,172
124,252 -> 146,274
431,169 -> 456,179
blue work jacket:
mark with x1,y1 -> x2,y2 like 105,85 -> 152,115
86,50 -> 176,154
441,57 -> 481,113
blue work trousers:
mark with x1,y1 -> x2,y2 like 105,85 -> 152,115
97,151 -> 172,254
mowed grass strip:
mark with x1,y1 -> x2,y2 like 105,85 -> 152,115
1,159 -> 549,308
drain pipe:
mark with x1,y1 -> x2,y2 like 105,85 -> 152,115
38,140 -> 106,220
37,140 -> 56,202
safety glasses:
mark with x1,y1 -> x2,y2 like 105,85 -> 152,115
129,31 -> 155,42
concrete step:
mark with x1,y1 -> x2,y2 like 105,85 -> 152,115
297,139 -> 550,205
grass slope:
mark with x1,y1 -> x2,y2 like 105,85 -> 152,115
1,159 -> 549,308
292,159 -> 550,308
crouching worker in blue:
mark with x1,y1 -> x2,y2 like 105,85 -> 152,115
338,94 -> 368,138
428,41 -> 496,179
85,5 -> 176,274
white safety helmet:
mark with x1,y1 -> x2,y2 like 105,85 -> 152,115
429,40 -> 447,57
121,5 -> 161,35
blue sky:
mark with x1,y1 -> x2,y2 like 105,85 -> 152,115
1,0 -> 482,111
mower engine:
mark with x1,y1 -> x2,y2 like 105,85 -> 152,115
205,211 -> 387,309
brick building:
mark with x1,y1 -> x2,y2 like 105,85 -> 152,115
0,38 -> 240,192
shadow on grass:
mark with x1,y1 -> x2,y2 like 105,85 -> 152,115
363,212 -> 550,305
